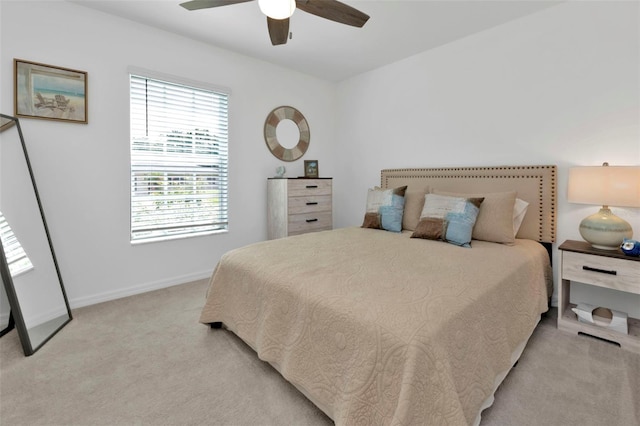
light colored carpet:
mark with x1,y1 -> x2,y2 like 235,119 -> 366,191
1,279 -> 638,426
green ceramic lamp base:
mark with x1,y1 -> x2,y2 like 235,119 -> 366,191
579,207 -> 632,250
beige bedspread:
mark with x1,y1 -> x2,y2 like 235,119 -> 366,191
200,227 -> 552,425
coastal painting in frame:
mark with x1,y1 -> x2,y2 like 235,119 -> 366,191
14,59 -> 87,124
304,160 -> 319,178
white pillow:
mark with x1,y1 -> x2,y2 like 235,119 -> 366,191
513,198 -> 529,237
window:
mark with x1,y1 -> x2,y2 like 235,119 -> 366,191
0,211 -> 34,277
130,72 -> 229,242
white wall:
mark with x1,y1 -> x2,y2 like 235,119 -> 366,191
0,1 -> 337,309
333,1 -> 640,315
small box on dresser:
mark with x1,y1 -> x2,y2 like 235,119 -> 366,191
558,240 -> 640,353
267,178 -> 332,240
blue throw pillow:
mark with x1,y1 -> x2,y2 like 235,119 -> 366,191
411,194 -> 484,247
379,194 -> 405,233
362,186 -> 407,232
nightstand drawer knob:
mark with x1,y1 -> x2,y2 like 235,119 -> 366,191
306,185 -> 318,189
306,218 -> 318,223
306,202 -> 318,205
583,265 -> 617,275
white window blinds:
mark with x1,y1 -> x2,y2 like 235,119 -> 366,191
0,211 -> 34,277
130,73 -> 229,242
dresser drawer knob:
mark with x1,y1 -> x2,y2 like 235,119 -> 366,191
306,202 -> 318,205
306,185 -> 318,188
306,218 -> 318,223
582,265 -> 617,275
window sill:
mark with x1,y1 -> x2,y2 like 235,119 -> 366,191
130,228 -> 228,245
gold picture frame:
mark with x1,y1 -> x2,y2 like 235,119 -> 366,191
0,115 -> 16,132
304,160 -> 319,178
14,59 -> 88,124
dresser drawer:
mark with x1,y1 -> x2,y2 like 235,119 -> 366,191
287,179 -> 332,197
288,211 -> 332,235
288,195 -> 331,214
562,251 -> 640,294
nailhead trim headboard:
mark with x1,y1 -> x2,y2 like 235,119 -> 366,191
381,165 -> 557,243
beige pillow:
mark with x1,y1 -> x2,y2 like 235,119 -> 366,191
402,187 -> 429,231
433,190 -> 517,244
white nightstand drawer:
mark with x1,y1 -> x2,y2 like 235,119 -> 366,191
562,251 -> 640,294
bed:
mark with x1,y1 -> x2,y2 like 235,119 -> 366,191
200,165 -> 557,425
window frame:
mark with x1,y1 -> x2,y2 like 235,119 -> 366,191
128,67 -> 231,244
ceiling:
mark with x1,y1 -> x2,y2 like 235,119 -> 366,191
70,0 -> 561,82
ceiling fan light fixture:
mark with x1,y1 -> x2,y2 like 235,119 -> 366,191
258,0 -> 296,20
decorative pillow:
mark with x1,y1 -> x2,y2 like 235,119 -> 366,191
433,190 -> 517,244
402,187 -> 429,231
411,194 -> 484,247
513,198 -> 529,237
361,186 -> 407,232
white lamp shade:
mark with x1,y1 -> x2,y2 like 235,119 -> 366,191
258,0 -> 296,19
568,166 -> 640,207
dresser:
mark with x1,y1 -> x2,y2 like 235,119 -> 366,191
267,178 -> 332,239
558,240 -> 640,353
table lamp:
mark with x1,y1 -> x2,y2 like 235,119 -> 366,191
567,163 -> 640,250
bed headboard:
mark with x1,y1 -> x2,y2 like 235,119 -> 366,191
381,165 -> 557,243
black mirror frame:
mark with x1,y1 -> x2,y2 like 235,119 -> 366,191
0,113 -> 72,356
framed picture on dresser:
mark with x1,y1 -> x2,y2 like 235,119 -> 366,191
304,160 -> 318,178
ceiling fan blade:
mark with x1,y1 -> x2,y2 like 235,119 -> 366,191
267,17 -> 289,46
180,0 -> 253,11
295,0 -> 369,27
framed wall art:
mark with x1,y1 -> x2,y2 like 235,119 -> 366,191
304,160 -> 319,178
14,59 -> 87,124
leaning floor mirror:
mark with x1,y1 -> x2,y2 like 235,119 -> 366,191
0,113 -> 71,355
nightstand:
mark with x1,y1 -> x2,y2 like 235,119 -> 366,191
558,240 -> 640,353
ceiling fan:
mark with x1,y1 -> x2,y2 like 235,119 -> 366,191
180,0 -> 370,46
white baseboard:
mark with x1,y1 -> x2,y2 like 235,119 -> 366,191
68,270 -> 213,310
24,306 -> 68,328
